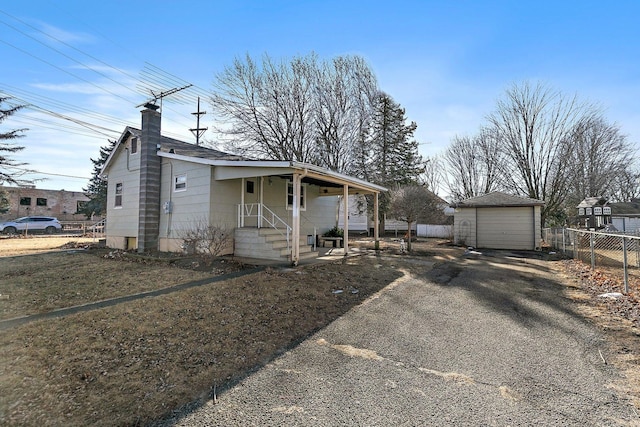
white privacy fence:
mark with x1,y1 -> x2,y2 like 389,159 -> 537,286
543,227 -> 640,294
417,224 -> 453,239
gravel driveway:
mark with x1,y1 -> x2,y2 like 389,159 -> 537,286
159,251 -> 638,426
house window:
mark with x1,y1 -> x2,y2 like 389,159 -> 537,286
286,182 -> 306,211
20,197 -> 31,206
246,180 -> 254,194
130,137 -> 138,154
115,183 -> 123,207
77,201 -> 87,212
36,198 -> 47,206
174,174 -> 187,192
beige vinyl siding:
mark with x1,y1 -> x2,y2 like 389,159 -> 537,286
299,185 -> 338,236
105,143 -> 140,246
476,207 -> 535,250
453,208 -> 476,247
244,176 -> 336,237
338,195 -> 369,232
158,160 -> 212,239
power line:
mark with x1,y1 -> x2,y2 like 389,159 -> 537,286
0,9 -> 211,144
2,89 -> 192,141
5,166 -> 90,180
0,38 -> 138,107
0,9 -> 141,86
0,15 -> 139,102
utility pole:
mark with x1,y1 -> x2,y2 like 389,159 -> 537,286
190,97 -> 207,146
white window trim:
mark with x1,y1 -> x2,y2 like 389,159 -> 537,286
174,173 -> 187,192
130,137 -> 138,154
286,182 -> 307,211
114,182 -> 123,209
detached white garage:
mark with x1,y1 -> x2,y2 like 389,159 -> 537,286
452,192 -> 544,251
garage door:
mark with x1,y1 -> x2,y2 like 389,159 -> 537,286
476,207 -> 534,250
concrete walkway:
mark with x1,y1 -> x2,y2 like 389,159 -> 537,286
159,251 -> 639,426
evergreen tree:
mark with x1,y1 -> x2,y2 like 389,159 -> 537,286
361,92 -> 425,225
79,140 -> 115,218
0,96 -> 29,212
0,97 -> 28,184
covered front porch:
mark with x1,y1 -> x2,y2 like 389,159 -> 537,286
213,160 -> 386,265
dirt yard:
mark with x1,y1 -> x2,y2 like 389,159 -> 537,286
0,236 -> 639,425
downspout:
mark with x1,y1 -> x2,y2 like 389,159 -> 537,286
240,177 -> 245,228
374,192 -> 380,250
166,161 -> 173,237
474,207 -> 478,248
259,176 -> 264,228
291,168 -> 308,266
343,185 -> 349,255
533,206 -> 537,250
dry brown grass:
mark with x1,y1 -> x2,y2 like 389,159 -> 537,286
8,237 -> 640,425
0,250 -> 217,320
0,236 -> 438,426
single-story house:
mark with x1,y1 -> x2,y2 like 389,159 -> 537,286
101,105 -> 386,264
451,192 -> 544,250
609,200 -> 640,232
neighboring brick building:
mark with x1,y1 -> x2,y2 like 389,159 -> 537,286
0,186 -> 90,222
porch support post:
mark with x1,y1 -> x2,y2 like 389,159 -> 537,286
374,192 -> 380,250
240,177 -> 245,228
343,184 -> 349,254
292,173 -> 301,265
258,176 -> 264,228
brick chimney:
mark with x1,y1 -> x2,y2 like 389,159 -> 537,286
137,104 -> 162,252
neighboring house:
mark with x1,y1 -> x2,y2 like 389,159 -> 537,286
101,105 -> 386,264
338,191 -> 453,237
609,200 -> 640,232
337,195 -> 372,233
451,192 -> 544,250
0,185 -> 90,222
576,196 -> 611,229
576,196 -> 640,232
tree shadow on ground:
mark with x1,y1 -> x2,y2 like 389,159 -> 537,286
417,250 -> 597,335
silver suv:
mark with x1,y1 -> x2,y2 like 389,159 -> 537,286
0,216 -> 62,234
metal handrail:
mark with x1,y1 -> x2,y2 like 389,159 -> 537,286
238,203 -> 291,254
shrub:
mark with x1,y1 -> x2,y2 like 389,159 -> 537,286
323,226 -> 344,238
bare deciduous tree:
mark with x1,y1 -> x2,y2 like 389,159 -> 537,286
487,81 -> 597,226
419,155 -> 445,197
389,184 -> 441,252
211,53 -> 378,173
444,128 -> 503,201
609,168 -> 640,202
212,53 -> 316,162
313,56 -> 377,173
566,116 -> 636,203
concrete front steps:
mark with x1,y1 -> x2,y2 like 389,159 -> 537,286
234,227 -> 317,262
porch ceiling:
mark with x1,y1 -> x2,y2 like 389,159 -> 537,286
213,163 -> 385,195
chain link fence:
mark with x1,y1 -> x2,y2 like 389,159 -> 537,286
543,228 -> 640,294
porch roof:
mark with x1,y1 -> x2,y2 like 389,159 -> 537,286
158,151 -> 387,195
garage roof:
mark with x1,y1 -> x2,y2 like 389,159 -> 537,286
451,191 -> 545,208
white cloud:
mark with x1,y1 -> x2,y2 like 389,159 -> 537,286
36,22 -> 96,45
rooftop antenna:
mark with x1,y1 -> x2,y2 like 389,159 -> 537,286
135,84 -> 193,111
190,96 -> 208,146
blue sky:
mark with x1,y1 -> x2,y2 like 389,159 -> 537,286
1,0 -> 639,193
